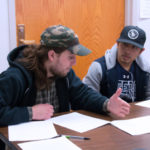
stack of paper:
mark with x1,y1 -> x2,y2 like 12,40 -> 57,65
51,112 -> 150,136
8,120 -> 57,141
18,136 -> 81,150
136,99 -> 150,108
8,111 -> 150,150
8,119 -> 81,150
51,112 -> 110,132
111,115 -> 150,135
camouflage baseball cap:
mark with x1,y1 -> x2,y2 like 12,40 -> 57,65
40,25 -> 91,56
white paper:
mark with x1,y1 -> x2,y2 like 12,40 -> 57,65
140,0 -> 150,18
135,100 -> 150,108
51,112 -> 109,133
8,120 -> 57,141
111,116 -> 150,135
18,136 -> 81,150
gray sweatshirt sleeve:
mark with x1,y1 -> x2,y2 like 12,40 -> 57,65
83,61 -> 103,92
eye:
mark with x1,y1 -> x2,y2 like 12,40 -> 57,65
69,56 -> 73,59
120,43 -> 127,48
123,43 -> 128,46
132,46 -> 138,50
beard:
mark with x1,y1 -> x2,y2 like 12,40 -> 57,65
48,67 -> 69,81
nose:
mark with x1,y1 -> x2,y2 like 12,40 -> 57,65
124,46 -> 132,54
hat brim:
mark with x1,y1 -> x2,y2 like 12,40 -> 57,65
68,44 -> 92,56
117,39 -> 144,49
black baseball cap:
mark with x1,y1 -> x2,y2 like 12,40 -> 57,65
117,25 -> 146,49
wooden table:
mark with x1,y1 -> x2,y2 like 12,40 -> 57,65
1,103 -> 150,150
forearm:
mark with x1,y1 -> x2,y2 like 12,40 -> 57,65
0,106 -> 29,126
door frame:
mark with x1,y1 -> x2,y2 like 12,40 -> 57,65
8,0 -> 17,50
125,0 -> 150,59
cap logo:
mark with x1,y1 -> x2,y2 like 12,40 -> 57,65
128,29 -> 139,40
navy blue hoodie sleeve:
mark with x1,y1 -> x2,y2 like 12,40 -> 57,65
0,68 -> 30,126
67,69 -> 108,113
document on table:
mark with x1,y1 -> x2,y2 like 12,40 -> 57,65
51,112 -> 110,133
135,100 -> 150,108
8,120 -> 57,141
111,115 -> 150,135
18,136 -> 81,150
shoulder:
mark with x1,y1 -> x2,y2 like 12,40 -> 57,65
95,56 -> 105,63
0,67 -> 22,79
0,67 -> 31,87
136,55 -> 150,74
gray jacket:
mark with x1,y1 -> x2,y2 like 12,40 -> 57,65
83,44 -> 150,101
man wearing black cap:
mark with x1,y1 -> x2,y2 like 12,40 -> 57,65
83,25 -> 150,103
0,25 -> 130,128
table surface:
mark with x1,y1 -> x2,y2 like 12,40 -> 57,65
1,103 -> 150,150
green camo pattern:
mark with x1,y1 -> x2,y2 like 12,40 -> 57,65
40,25 -> 91,56
40,25 -> 77,48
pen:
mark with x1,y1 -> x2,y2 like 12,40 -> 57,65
60,134 -> 90,140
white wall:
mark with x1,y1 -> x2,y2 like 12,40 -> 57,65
0,0 -> 16,73
125,0 -> 150,61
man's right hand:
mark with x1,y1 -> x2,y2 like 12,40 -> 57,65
32,103 -> 54,120
107,88 -> 130,118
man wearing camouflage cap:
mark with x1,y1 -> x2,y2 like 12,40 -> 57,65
83,25 -> 150,103
0,25 -> 130,127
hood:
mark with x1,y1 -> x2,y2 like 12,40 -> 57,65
7,45 -> 33,86
105,43 -> 150,73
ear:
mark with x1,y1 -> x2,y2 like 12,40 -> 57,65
48,50 -> 55,62
139,48 -> 145,54
117,42 -> 119,47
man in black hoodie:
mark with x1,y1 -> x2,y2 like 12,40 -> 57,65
0,24 -> 130,150
0,25 -> 130,126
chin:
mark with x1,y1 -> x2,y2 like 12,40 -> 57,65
63,72 -> 68,76
59,70 -> 70,77
59,72 -> 68,77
